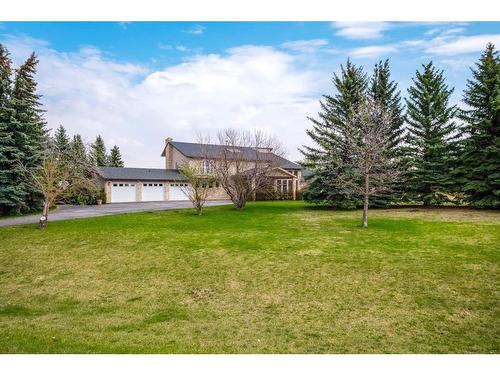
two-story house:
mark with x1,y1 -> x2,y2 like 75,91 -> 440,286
98,138 -> 307,203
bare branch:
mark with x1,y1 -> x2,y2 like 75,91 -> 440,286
177,162 -> 215,215
202,128 -> 286,209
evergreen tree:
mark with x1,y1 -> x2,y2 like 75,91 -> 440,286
0,44 -> 26,214
370,59 -> 405,152
404,62 -> 458,205
10,52 -> 48,212
456,43 -> 500,208
63,134 -> 100,205
69,134 -> 87,163
91,135 -> 107,167
108,145 -> 124,167
54,125 -> 70,155
369,59 -> 405,206
301,60 -> 368,208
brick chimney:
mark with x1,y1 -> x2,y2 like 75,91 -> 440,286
163,137 -> 173,169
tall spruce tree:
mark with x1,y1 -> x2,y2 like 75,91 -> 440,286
91,135 -> 107,167
369,59 -> 405,206
108,145 -> 124,167
370,59 -> 405,152
457,43 -> 500,208
0,44 -> 26,214
404,62 -> 458,205
54,125 -> 70,155
301,60 -> 368,208
70,134 -> 87,163
7,52 -> 47,213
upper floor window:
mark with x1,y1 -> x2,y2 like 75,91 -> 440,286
202,160 -> 214,174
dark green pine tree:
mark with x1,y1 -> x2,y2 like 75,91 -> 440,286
9,52 -> 47,213
456,43 -> 500,208
369,59 -> 405,206
301,59 -> 368,208
0,44 -> 26,214
70,134 -> 88,163
405,62 -> 458,206
53,125 -> 70,155
91,135 -> 108,167
108,145 -> 124,167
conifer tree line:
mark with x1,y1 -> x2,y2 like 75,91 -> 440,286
302,43 -> 500,209
53,125 -> 124,169
0,43 -> 124,215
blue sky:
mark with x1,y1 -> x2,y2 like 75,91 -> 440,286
1,22 -> 499,167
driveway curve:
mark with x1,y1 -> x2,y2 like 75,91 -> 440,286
0,200 -> 232,227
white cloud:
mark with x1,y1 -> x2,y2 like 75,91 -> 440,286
424,34 -> 500,55
182,25 -> 205,35
350,45 -> 396,58
281,39 -> 329,53
158,43 -> 173,50
424,24 -> 466,37
439,57 -> 477,72
1,37 -> 323,167
117,22 -> 131,30
354,31 -> 500,59
441,27 -> 466,36
332,22 -> 390,40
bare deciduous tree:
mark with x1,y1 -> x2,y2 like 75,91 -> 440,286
177,162 -> 215,216
21,143 -> 97,229
335,99 -> 400,227
202,129 -> 285,209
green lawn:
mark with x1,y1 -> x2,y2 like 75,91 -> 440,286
0,201 -> 499,353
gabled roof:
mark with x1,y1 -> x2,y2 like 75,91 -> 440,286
238,167 -> 297,178
98,167 -> 187,181
163,141 -> 303,170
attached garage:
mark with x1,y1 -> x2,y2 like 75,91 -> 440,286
111,182 -> 136,203
99,167 -> 187,204
169,183 -> 190,201
142,182 -> 164,202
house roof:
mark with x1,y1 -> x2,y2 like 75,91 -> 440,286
163,141 -> 303,170
98,167 -> 187,181
302,169 -> 314,178
239,167 -> 297,178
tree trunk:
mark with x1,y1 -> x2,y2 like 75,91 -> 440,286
235,196 -> 246,209
362,193 -> 369,228
39,199 -> 49,230
362,173 -> 369,228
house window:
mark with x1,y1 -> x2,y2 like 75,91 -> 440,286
276,179 -> 292,193
202,160 -> 214,174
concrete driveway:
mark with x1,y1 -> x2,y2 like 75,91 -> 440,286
0,200 -> 232,227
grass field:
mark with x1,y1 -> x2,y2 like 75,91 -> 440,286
0,201 -> 499,353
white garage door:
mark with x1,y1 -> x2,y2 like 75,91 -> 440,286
142,183 -> 164,202
169,183 -> 190,201
111,182 -> 136,203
